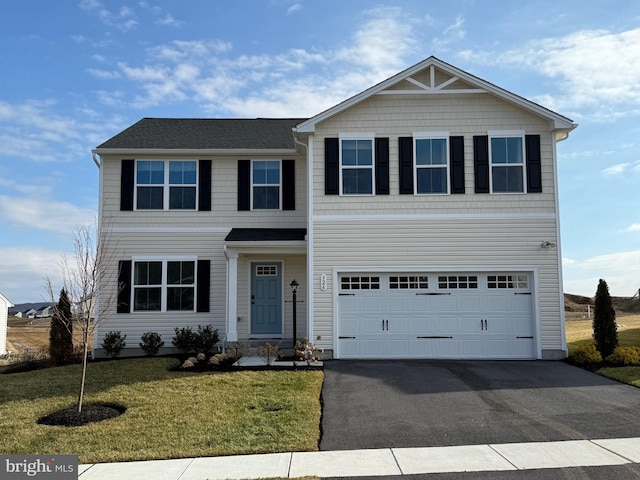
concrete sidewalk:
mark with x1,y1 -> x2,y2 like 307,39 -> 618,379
79,437 -> 640,479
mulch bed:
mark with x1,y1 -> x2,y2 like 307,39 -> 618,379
37,403 -> 126,427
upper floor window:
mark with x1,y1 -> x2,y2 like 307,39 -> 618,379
340,135 -> 374,195
489,134 -> 525,193
252,160 -> 281,210
136,160 -> 197,210
414,135 -> 449,194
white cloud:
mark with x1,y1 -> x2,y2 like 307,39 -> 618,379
624,224 -> 640,232
602,163 -> 630,175
156,14 -> 184,27
107,6 -> 418,116
286,4 -> 302,15
80,0 -> 138,30
563,249 -> 640,297
0,196 -> 96,235
432,15 -> 466,50
87,68 -> 121,79
460,27 -> 640,120
0,247 -> 69,303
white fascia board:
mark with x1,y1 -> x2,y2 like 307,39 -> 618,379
92,148 -> 299,157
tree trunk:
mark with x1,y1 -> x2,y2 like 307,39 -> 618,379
77,329 -> 89,413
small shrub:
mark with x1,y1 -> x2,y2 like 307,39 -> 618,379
208,353 -> 237,368
172,327 -> 197,354
194,325 -> 219,354
102,331 -> 127,358
569,344 -> 603,367
226,342 -> 250,363
257,342 -> 280,366
139,332 -> 164,356
605,346 -> 640,367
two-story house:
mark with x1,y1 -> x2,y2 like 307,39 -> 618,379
92,56 -> 576,360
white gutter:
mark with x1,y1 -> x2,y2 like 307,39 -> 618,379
92,152 -> 101,168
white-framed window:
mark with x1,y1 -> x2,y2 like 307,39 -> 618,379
487,274 -> 529,289
489,132 -> 526,193
133,258 -> 196,312
414,133 -> 449,194
340,276 -> 380,290
438,275 -> 478,289
340,134 -> 374,195
389,275 -> 429,289
135,160 -> 197,210
252,160 -> 281,210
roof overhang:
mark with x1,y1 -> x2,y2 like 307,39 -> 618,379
92,148 -> 299,157
224,228 -> 307,255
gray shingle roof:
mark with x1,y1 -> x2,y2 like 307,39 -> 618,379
96,118 -> 308,150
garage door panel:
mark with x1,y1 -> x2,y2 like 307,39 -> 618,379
363,339 -> 384,356
459,296 -> 481,312
437,316 -> 458,334
436,296 -> 457,312
461,339 -> 483,356
388,297 -> 409,313
410,317 -> 435,334
337,272 -> 535,360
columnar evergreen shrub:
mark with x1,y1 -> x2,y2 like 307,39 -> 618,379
593,279 -> 618,358
194,325 -> 219,354
172,327 -> 197,354
49,289 -> 74,365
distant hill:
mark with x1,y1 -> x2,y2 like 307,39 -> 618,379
564,293 -> 640,314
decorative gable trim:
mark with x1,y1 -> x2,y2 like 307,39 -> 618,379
295,56 -> 576,137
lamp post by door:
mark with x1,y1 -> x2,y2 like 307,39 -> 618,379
290,279 -> 299,348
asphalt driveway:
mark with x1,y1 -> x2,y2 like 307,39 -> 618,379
320,360 -> 640,451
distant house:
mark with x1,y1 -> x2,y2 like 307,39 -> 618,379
25,309 -> 38,319
0,292 -> 13,355
37,306 -> 54,318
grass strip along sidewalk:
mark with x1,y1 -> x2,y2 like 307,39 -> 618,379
0,357 -> 323,464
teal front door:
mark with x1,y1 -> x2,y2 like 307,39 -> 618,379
251,262 -> 283,335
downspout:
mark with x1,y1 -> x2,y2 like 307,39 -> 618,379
92,151 -> 102,359
293,131 -> 314,343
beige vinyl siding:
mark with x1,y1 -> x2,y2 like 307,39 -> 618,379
100,154 -> 306,228
235,254 -> 307,340
311,217 -> 563,355
95,231 -> 227,354
312,93 -> 557,216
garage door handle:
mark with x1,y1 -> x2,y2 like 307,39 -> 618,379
517,336 -> 534,339
416,292 -> 452,296
339,293 -> 356,296
417,336 -> 453,339
514,292 -> 532,295
339,336 -> 356,339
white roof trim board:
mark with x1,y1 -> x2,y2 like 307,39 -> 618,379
295,56 -> 577,137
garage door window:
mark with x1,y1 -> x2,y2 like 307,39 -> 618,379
438,275 -> 478,289
341,276 -> 380,290
390,275 -> 429,289
488,274 -> 528,289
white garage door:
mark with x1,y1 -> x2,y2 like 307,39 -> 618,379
337,273 -> 535,359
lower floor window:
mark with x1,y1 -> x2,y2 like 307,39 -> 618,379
133,260 -> 195,311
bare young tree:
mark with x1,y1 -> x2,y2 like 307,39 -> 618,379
46,221 -> 119,413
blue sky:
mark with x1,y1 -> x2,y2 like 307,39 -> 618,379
1,0 -> 639,303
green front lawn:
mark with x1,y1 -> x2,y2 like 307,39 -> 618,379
0,357 -> 323,464
566,314 -> 640,387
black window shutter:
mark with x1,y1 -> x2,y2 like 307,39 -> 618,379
324,137 -> 339,195
198,160 -> 212,211
449,136 -> 465,194
117,260 -> 132,313
375,138 -> 389,195
196,260 -> 210,313
526,135 -> 542,193
399,137 -> 414,194
237,160 -> 250,211
120,159 -> 135,211
473,136 -> 490,193
282,159 -> 295,210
